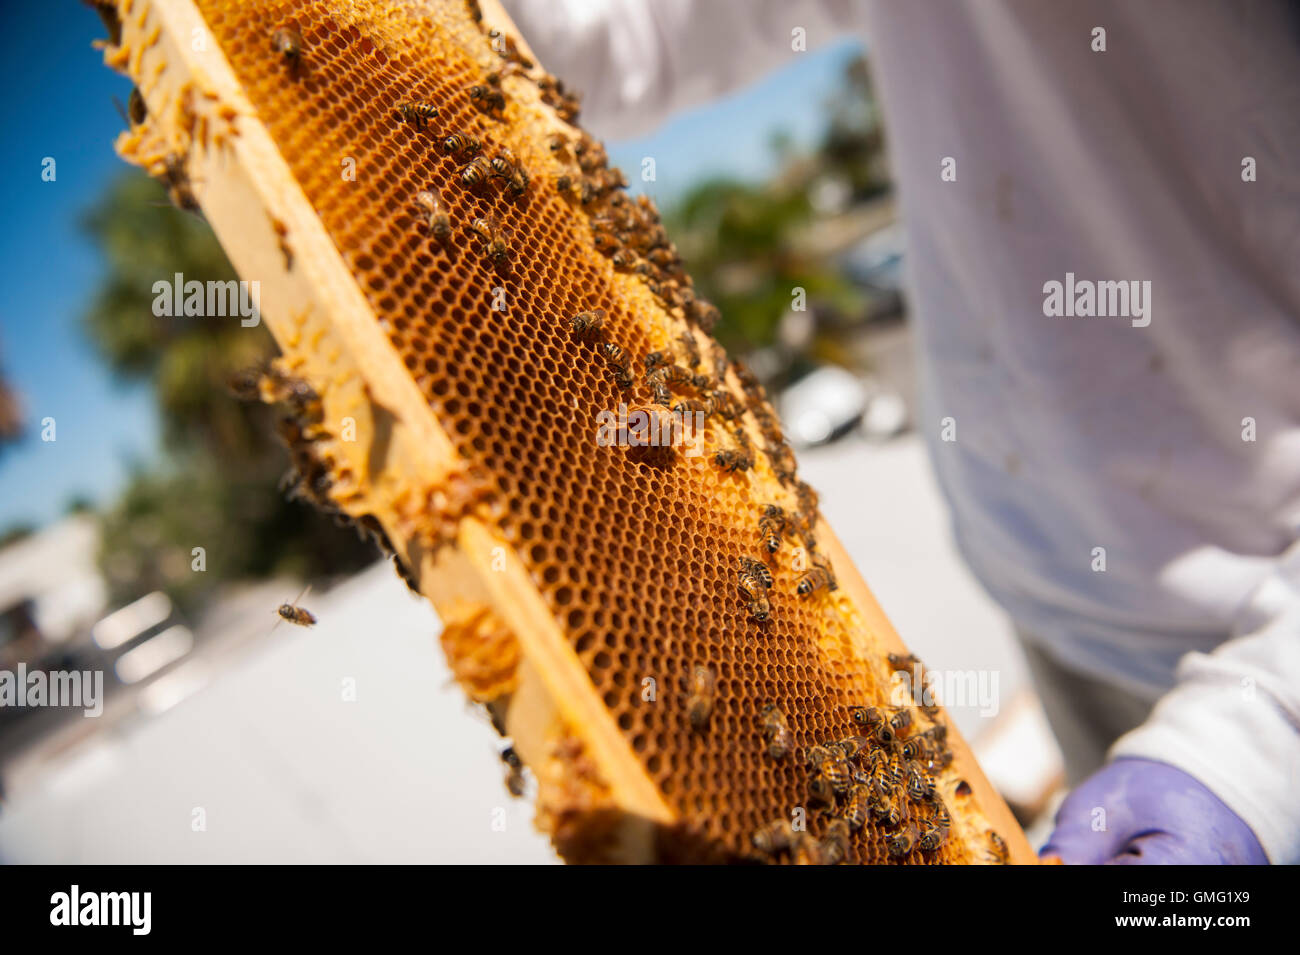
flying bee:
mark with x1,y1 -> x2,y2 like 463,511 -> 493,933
757,504 -> 788,554
759,703 -> 793,759
568,308 -> 606,342
271,26 -> 302,66
844,783 -> 871,831
274,585 -> 316,628
413,190 -> 450,243
395,100 -> 438,129
686,665 -> 716,729
751,818 -> 793,856
469,84 -> 506,115
441,132 -> 481,160
501,745 -> 526,797
887,824 -> 919,858
796,561 -> 836,598
822,818 -> 851,865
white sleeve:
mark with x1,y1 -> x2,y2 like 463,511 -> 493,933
499,0 -> 865,139
1111,543 -> 1300,864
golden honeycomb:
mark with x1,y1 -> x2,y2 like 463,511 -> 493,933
98,0 -> 1027,863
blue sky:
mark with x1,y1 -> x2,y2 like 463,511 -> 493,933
0,7 -> 860,532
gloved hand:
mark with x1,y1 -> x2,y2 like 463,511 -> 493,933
1040,757 -> 1268,864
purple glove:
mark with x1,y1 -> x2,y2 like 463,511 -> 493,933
1040,758 -> 1268,865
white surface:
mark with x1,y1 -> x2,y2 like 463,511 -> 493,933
0,563 -> 558,864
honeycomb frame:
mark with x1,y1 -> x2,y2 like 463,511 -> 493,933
96,0 -> 1036,864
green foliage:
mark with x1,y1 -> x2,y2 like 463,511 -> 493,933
81,170 -> 376,613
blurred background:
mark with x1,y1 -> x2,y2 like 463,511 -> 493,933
0,9 -> 1061,862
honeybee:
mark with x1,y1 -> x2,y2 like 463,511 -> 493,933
887,824 -> 919,858
737,563 -> 772,622
686,665 -> 716,729
850,705 -> 882,731
413,190 -> 451,243
691,299 -> 721,332
568,308 -> 606,342
157,153 -> 199,212
904,760 -> 935,801
869,788 -> 905,828
795,561 -> 836,598
759,703 -> 792,759
487,29 -> 532,68
751,818 -> 793,856
275,585 -> 316,627
738,556 -> 773,590
601,343 -> 633,390
460,156 -> 492,189
843,783 -> 871,831
271,26 -> 302,65
807,774 -> 836,809
488,147 -> 518,180
441,132 -> 481,160
710,391 -> 744,422
819,752 -> 852,794
714,445 -> 755,474
556,174 -> 577,200
986,830 -> 1010,864
890,707 -> 913,735
888,652 -> 920,672
127,86 -> 147,125
501,745 -> 526,797
611,249 -> 637,271
644,350 -> 673,373
677,332 -> 701,368
672,397 -> 712,418
792,831 -> 827,866
649,376 -> 672,407
502,167 -> 529,199
766,440 -> 798,486
833,735 -> 870,759
470,215 -> 509,267
918,819 -> 949,852
757,504 -> 787,554
469,84 -> 506,115
395,100 -> 438,129
822,818 -> 851,865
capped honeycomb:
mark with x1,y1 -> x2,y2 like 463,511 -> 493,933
96,0 -> 1032,863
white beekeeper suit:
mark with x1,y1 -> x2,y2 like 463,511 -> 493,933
502,0 -> 1300,863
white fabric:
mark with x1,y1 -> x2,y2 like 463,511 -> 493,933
503,0 -> 1300,863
